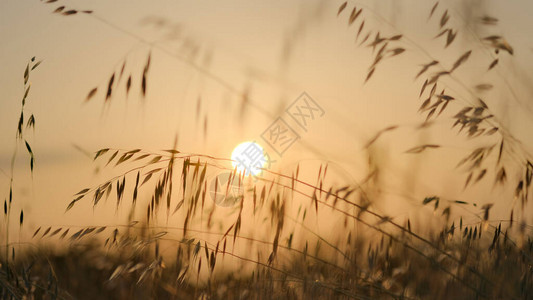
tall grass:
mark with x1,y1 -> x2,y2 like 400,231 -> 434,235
1,1 -> 533,299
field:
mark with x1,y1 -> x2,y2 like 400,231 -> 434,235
1,0 -> 533,299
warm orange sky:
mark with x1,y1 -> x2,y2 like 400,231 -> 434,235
1,0 -> 533,236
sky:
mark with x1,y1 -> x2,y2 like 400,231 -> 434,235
1,0 -> 533,241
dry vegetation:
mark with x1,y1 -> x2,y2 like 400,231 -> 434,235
2,1 -> 533,299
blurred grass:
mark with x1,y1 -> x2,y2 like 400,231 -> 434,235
2,1 -> 533,299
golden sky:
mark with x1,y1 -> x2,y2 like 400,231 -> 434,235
1,0 -> 533,237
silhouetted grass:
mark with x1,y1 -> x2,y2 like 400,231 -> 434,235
2,1 -> 533,299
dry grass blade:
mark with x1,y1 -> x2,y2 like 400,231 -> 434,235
134,154 -> 150,161
141,73 -> 146,96
41,227 -> 51,238
498,39 -> 514,55
26,114 -> 35,130
74,188 -> 90,196
337,2 -> 348,16
365,67 -> 375,83
359,30 -> 372,46
419,98 -> 431,111
419,79 -> 429,97
475,84 -> 493,91
94,148 -> 109,160
106,151 -> 119,166
62,10 -> 77,16
497,140 -> 504,164
348,8 -> 362,25
106,73 -> 115,101
435,28 -> 449,39
32,227 -> 41,238
59,229 -> 69,239
31,61 -> 42,70
475,169 -> 487,183
86,87 -> 97,102
435,94 -> 454,101
486,127 -> 498,135
126,75 -> 132,95
25,141 -> 32,156
416,60 -> 438,79
440,10 -> 449,28
451,50 -> 472,72
368,32 -> 386,51
429,1 -> 439,20
489,59 -> 498,70
141,173 -> 153,186
140,53 -> 151,97
388,34 -> 403,41
389,48 -> 405,56
405,144 -> 440,154
23,64 -> 29,84
119,61 -> 126,78
49,228 -> 62,237
364,125 -> 397,148
109,265 -> 125,281
480,15 -> 498,25
483,36 -> 514,55
356,20 -> 365,41
445,29 -> 457,47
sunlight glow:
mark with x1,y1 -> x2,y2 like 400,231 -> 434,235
231,141 -> 266,176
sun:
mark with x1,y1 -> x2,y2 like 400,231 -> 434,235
231,141 -> 266,176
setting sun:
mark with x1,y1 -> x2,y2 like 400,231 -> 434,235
231,141 -> 266,176
2,1 -> 533,298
